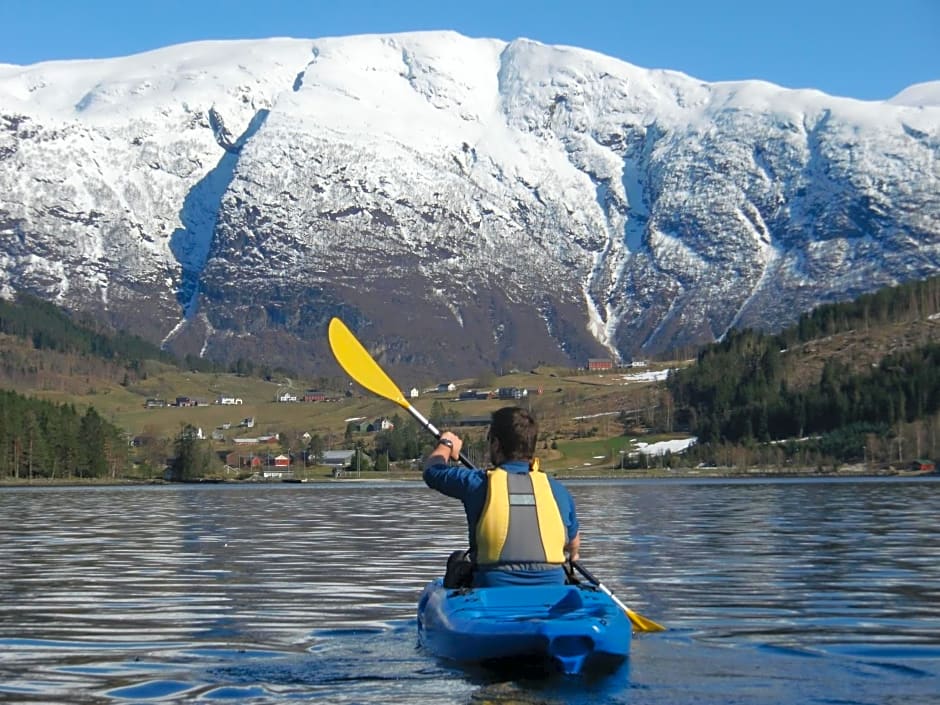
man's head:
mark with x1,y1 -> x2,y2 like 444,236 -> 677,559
488,406 -> 538,464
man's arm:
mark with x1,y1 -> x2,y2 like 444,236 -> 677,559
422,431 -> 475,499
564,532 -> 581,563
552,480 -> 581,561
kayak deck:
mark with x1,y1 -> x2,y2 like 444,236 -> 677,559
417,578 -> 631,676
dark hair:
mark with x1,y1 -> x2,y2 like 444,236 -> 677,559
489,407 -> 538,460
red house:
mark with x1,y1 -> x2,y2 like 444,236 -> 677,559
225,452 -> 263,469
587,358 -> 614,371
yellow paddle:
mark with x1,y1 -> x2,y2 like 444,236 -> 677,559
326,316 -> 666,633
327,317 -> 474,467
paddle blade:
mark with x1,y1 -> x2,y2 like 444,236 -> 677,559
626,607 -> 666,633
327,318 -> 408,409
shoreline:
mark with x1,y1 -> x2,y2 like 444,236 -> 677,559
1,465 -> 935,488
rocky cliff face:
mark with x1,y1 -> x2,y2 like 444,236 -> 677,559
1,32 -> 938,381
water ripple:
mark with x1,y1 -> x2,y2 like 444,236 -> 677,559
1,479 -> 939,703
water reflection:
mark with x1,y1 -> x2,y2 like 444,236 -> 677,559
0,478 -> 938,704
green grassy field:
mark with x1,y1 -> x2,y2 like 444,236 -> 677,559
18,353 -> 689,474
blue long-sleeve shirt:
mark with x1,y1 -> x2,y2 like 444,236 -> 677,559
423,458 -> 579,586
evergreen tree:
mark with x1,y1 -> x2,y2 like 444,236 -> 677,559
78,408 -> 108,478
306,433 -> 325,465
169,424 -> 212,481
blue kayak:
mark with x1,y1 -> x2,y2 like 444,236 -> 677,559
416,578 -> 631,675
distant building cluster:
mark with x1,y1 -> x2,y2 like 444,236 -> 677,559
586,358 -> 648,371
142,374 -> 555,484
276,390 -> 341,403
145,389 -> 342,409
458,387 -> 530,401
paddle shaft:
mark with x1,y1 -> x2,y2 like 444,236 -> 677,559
571,561 -> 666,632
571,561 -> 628,611
402,400 -> 475,469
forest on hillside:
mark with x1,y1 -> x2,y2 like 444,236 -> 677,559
0,389 -> 128,480
0,292 -> 292,383
668,276 -> 940,468
0,293 -> 176,364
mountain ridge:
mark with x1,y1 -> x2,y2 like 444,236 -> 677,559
1,32 -> 938,378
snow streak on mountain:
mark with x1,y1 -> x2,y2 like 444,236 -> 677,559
0,32 -> 938,379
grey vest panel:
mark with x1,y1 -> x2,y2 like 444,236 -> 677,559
497,472 -> 547,563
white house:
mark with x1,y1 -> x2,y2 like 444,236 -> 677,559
436,382 -> 457,393
276,391 -> 298,403
216,396 -> 243,405
409,387 -> 420,398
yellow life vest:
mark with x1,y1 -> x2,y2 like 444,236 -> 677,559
474,462 -> 567,565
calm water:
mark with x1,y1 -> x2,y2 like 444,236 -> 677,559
1,478 -> 939,704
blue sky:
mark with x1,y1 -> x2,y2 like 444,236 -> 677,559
0,0 -> 936,101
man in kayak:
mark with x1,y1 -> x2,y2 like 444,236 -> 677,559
424,406 -> 580,588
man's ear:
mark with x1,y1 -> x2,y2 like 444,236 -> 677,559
489,436 -> 502,463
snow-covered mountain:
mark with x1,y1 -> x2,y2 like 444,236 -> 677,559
1,32 -> 938,379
